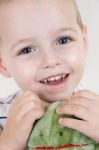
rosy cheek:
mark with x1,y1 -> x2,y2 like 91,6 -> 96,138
66,53 -> 85,74
69,55 -> 78,62
66,53 -> 79,66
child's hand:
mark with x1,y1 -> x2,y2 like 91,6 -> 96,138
0,91 -> 45,150
56,90 -> 99,142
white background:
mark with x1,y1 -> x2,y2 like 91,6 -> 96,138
0,0 -> 99,98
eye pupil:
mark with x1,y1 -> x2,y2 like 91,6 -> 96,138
23,47 -> 31,54
59,37 -> 68,44
18,47 -> 34,55
57,37 -> 70,45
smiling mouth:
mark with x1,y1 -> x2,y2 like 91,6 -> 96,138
39,74 -> 69,86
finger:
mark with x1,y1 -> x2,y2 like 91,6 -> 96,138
58,117 -> 99,142
23,108 -> 44,125
14,91 -> 41,110
57,104 -> 91,122
73,90 -> 99,101
58,118 -> 90,136
19,108 -> 45,134
68,96 -> 99,115
16,100 -> 43,121
66,97 -> 96,111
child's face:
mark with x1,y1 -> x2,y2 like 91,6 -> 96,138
0,0 -> 87,102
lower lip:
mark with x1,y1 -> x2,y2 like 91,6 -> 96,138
40,75 -> 70,90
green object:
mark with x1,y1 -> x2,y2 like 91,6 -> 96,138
26,101 -> 99,150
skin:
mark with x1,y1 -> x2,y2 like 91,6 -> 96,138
0,0 -> 99,149
0,0 -> 86,102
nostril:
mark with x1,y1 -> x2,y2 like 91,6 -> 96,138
43,61 -> 61,69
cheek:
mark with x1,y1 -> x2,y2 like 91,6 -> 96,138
69,53 -> 86,83
62,48 -> 85,68
60,48 -> 86,78
70,55 -> 85,75
7,61 -> 38,89
69,54 -> 85,66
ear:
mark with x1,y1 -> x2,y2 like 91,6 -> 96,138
0,58 -> 11,78
82,24 -> 88,57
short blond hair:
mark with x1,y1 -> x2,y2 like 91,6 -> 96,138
74,0 -> 83,29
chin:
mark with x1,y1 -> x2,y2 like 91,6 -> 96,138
42,92 -> 73,103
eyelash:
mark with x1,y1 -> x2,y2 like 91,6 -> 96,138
56,36 -> 73,45
17,47 -> 35,56
17,36 -> 73,56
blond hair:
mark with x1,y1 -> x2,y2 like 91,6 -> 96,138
74,0 -> 83,29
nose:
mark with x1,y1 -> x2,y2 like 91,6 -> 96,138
42,50 -> 61,69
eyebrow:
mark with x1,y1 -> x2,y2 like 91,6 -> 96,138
11,27 -> 77,49
54,27 -> 77,34
11,37 -> 34,50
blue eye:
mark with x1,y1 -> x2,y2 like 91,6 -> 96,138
56,36 -> 72,45
18,47 -> 35,55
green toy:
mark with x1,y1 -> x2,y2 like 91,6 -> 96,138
26,102 -> 99,150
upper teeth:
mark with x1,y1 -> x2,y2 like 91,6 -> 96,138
40,74 -> 66,83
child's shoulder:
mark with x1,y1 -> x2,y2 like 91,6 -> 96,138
0,91 -> 19,104
0,91 -> 20,133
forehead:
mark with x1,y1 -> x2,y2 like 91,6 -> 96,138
0,0 -> 77,43
0,0 -> 76,23
0,0 -> 76,9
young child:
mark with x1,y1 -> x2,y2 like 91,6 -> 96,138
0,0 -> 99,149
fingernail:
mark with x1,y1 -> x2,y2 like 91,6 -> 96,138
58,118 -> 63,124
56,107 -> 62,114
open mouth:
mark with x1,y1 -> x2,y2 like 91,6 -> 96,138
39,74 -> 69,86
32,143 -> 88,149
